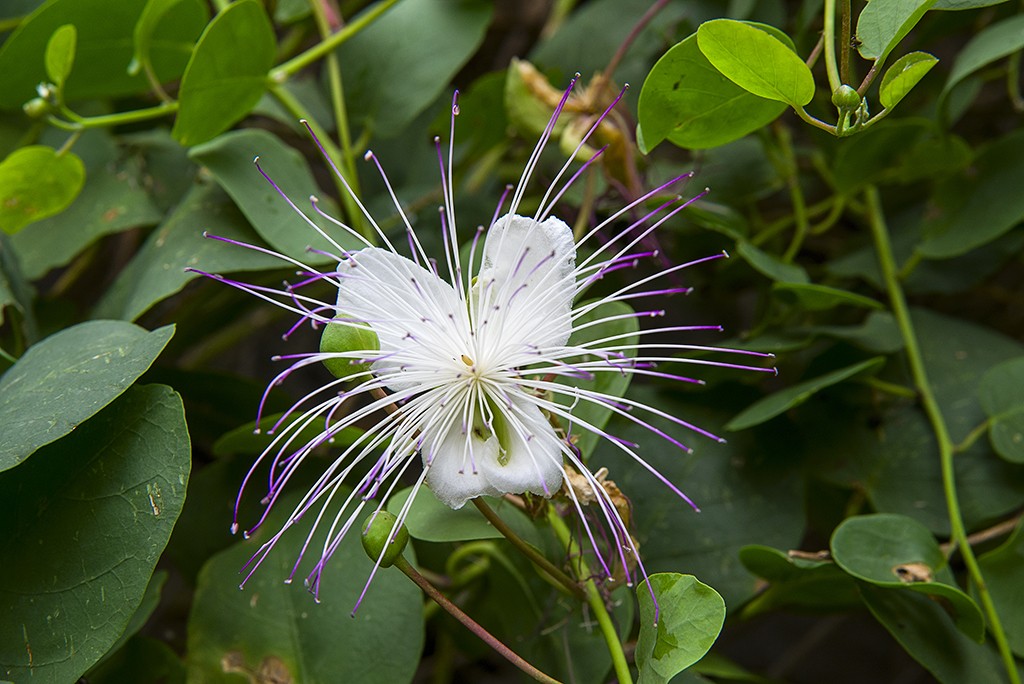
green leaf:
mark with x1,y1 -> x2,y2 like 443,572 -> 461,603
44,23 -> 76,86
556,299 -> 638,458
172,0 -> 274,146
131,0 -> 209,82
637,32 -> 786,151
978,357 -> 1024,463
772,282 -> 884,311
942,14 -> 1024,104
636,573 -> 726,684
856,0 -> 937,62
189,129 -> 352,260
92,182 -> 283,322
213,412 -> 361,458
697,19 -> 815,107
860,585 -> 1008,683
879,51 -> 938,109
808,311 -> 904,354
95,570 -> 168,668
933,0 -> 1011,7
0,384 -> 190,683
736,241 -> 809,283
976,521 -> 1024,657
186,490 -> 424,684
339,0 -> 492,138
0,320 -> 173,471
727,357 -> 884,431
8,130 -> 163,279
84,636 -> 185,684
0,145 -> 85,234
0,0 -> 198,108
920,129 -> 1024,258
831,514 -> 984,642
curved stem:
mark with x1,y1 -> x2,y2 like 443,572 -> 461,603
546,508 -> 633,684
45,101 -> 178,131
270,0 -> 401,81
774,123 -> 809,262
793,106 -> 838,135
393,555 -> 562,684
472,498 -> 584,599
864,186 -> 1020,684
823,0 -> 842,92
839,0 -> 853,85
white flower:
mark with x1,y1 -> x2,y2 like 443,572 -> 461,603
195,83 -> 774,603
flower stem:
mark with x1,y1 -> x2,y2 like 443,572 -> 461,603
45,101 -> 178,131
392,555 -> 563,684
269,0 -> 400,82
863,185 -> 1021,684
472,498 -> 585,599
773,122 -> 809,263
822,0 -> 842,92
545,508 -> 633,684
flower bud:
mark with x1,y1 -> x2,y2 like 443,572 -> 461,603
320,319 -> 379,379
831,84 -> 860,110
361,510 -> 409,567
23,97 -> 51,119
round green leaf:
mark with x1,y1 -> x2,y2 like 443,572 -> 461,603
978,357 -> 1024,463
0,320 -> 174,471
831,513 -> 984,642
172,0 -> 275,146
8,130 -> 163,279
855,0 -> 937,62
188,129 -> 352,260
636,573 -> 726,683
0,384 -> 190,683
186,490 -> 424,684
0,145 -> 85,234
386,486 -> 539,544
697,19 -> 815,107
879,51 -> 939,109
727,357 -> 884,431
738,545 -> 860,614
637,32 -> 786,151
44,23 -> 76,86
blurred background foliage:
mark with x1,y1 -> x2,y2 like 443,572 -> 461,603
1,0 -> 1023,682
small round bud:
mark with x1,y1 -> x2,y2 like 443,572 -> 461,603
320,319 -> 379,379
831,84 -> 860,110
361,510 -> 409,567
23,97 -> 51,119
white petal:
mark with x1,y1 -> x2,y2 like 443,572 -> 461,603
477,214 -> 575,351
422,392 -> 565,509
336,248 -> 465,392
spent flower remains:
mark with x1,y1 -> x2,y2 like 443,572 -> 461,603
193,77 -> 775,608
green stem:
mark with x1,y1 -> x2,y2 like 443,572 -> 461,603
267,83 -> 375,243
953,420 -> 991,455
839,0 -> 853,85
546,508 -> 633,684
0,15 -> 24,32
775,123 -> 810,262
393,555 -> 562,684
863,376 -> 917,399
864,186 -> 1021,684
794,106 -> 838,135
472,498 -> 584,599
1007,50 -> 1024,112
45,101 -> 178,131
308,0 -> 368,239
823,0 -> 842,92
270,0 -> 401,81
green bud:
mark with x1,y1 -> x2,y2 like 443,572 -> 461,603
320,319 -> 379,379
23,97 -> 51,119
831,84 -> 860,110
361,510 -> 409,567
